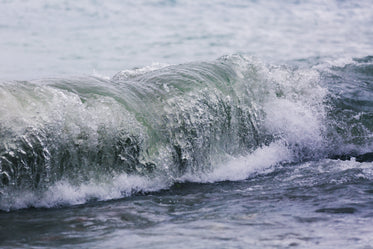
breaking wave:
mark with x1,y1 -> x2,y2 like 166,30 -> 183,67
0,55 -> 372,210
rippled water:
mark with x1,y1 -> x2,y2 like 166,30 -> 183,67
1,0 -> 373,80
2,160 -> 373,248
1,0 -> 373,248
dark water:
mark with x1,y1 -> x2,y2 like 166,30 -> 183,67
2,161 -> 373,248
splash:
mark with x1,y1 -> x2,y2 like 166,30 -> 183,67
0,55 -> 372,210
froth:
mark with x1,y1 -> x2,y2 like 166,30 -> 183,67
0,174 -> 168,211
180,141 -> 293,183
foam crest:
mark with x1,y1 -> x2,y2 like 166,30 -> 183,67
112,63 -> 170,81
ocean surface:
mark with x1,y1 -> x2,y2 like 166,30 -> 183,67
1,0 -> 373,248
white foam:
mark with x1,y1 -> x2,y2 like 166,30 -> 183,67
264,98 -> 324,149
92,69 -> 111,80
0,174 -> 169,211
180,141 -> 293,183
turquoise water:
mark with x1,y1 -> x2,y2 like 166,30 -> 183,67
1,1 -> 373,248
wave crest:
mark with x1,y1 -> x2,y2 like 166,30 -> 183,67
1,55 -> 372,210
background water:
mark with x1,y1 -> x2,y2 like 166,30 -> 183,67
1,0 -> 373,248
1,0 -> 372,80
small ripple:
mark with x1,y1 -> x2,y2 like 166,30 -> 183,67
294,216 -> 329,223
315,207 -> 357,214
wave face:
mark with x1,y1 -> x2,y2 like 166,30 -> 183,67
0,55 -> 372,210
